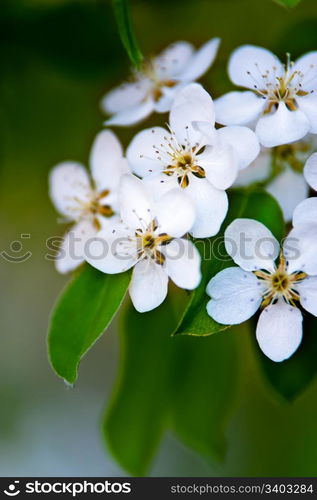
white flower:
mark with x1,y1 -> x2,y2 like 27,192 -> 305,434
235,136 -> 317,221
49,130 -> 128,274
85,174 -> 201,313
215,45 -> 317,147
101,38 -> 220,126
127,83 -> 260,238
206,214 -> 317,362
304,151 -> 317,191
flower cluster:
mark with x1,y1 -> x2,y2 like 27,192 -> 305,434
49,39 -> 317,361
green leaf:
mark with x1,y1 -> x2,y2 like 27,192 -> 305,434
176,188 -> 285,336
170,328 -> 238,462
104,297 -> 177,476
274,0 -> 301,7
48,265 -> 131,384
104,294 -> 238,474
112,0 -> 143,69
255,314 -> 317,401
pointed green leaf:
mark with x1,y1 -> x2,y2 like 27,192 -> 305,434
112,0 -> 143,69
176,188 -> 285,336
255,314 -> 317,401
170,327 -> 238,462
104,298 -> 177,476
48,265 -> 131,384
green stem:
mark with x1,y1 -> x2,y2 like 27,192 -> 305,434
273,0 -> 301,7
112,0 -> 144,70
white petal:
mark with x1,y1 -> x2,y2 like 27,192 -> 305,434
297,94 -> 317,133
90,130 -> 127,192
100,79 -> 150,114
256,301 -> 303,362
206,267 -> 263,324
55,219 -> 97,274
169,83 -> 215,144
155,41 -> 194,79
160,81 -> 202,113
234,150 -> 271,187
304,152 -> 317,190
255,102 -> 310,147
153,92 -> 174,113
198,144 -> 238,190
164,238 -> 201,289
85,223 -> 136,274
155,189 -> 195,237
267,167 -> 309,222
119,175 -> 153,229
224,218 -> 279,272
292,51 -> 317,92
192,121 -> 217,145
216,126 -> 260,170
215,91 -> 265,126
178,38 -> 221,81
296,276 -> 317,317
185,176 -> 228,238
129,259 -> 168,312
104,98 -> 154,127
292,197 -> 317,226
142,173 -> 179,200
126,127 -> 169,177
96,212 -> 120,230
284,224 -> 317,275
228,45 -> 283,90
49,162 -> 92,219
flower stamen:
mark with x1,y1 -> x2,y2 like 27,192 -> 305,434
150,127 -> 206,188
248,54 -> 313,112
132,219 -> 173,266
254,252 -> 307,308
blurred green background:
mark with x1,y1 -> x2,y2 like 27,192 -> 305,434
1,0 -> 317,476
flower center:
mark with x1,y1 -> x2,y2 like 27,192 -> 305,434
248,55 -> 313,112
271,271 -> 291,293
151,80 -> 176,102
164,150 -> 206,188
146,128 -> 206,188
135,219 -> 172,265
70,188 -> 114,228
89,189 -> 114,217
139,59 -> 177,102
254,253 -> 307,307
